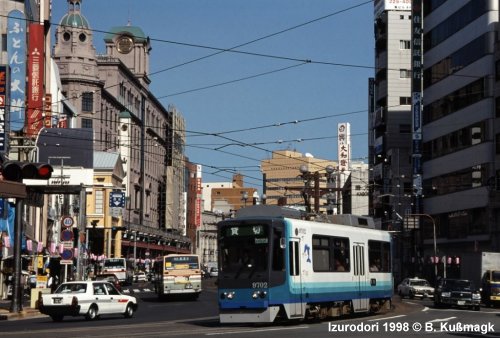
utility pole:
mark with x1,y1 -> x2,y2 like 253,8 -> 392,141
10,201 -> 24,313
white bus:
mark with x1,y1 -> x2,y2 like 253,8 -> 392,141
154,254 -> 202,300
101,258 -> 133,285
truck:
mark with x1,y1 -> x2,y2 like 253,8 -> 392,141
460,252 -> 500,307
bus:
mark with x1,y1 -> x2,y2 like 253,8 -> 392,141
154,254 -> 202,300
101,258 -> 133,285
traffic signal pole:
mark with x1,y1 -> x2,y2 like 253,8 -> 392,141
10,200 -> 24,313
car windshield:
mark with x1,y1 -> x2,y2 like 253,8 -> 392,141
410,280 -> 430,286
55,283 -> 87,294
444,279 -> 472,290
492,271 -> 500,282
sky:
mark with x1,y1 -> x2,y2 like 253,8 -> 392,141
51,0 -> 375,190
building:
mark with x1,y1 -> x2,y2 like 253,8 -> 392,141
343,162 -> 370,216
421,1 -> 500,268
370,0 -> 413,230
185,162 -> 202,248
261,150 -> 337,213
211,174 -> 257,213
52,0 -> 190,263
202,181 -> 232,212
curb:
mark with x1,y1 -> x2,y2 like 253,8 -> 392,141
0,307 -> 43,321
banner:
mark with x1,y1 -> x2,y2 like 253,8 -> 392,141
7,10 -> 26,132
26,23 -> 44,138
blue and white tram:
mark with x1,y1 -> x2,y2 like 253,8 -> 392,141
217,206 -> 393,323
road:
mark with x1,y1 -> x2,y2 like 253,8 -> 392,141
1,282 -> 500,338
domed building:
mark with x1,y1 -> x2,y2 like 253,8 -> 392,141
52,0 -> 190,265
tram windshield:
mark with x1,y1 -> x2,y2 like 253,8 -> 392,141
219,224 -> 269,278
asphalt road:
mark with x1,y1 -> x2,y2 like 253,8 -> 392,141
1,283 -> 500,338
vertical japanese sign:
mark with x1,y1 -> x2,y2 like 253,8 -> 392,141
26,23 -> 44,138
44,93 -> 52,128
195,165 -> 202,227
7,10 -> 26,132
0,66 -> 8,153
337,123 -> 351,172
411,0 -> 423,212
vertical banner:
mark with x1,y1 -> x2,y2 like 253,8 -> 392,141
337,123 -> 351,172
411,0 -> 423,212
7,10 -> 26,132
26,23 -> 45,138
0,66 -> 8,153
195,165 -> 202,227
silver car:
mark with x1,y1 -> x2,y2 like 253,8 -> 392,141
39,281 -> 138,322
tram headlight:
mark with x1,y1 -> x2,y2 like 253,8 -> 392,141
252,291 -> 267,299
220,292 -> 235,300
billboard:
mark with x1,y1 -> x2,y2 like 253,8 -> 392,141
374,0 -> 412,17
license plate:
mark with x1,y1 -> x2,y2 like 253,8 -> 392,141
53,298 -> 62,304
457,300 -> 465,306
185,283 -> 193,289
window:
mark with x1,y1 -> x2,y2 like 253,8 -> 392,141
312,235 -> 350,272
82,92 -> 93,112
400,40 -> 411,49
400,97 -> 411,105
368,240 -> 391,272
400,69 -> 411,78
95,190 -> 104,214
82,118 -> 92,129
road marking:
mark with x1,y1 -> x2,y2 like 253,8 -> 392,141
422,307 -> 429,311
205,325 -> 309,336
367,314 -> 406,322
427,316 -> 456,323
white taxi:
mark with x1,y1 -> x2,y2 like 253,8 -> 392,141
39,281 -> 138,322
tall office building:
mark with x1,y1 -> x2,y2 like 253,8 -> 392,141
370,0 -> 413,282
370,1 -> 413,229
422,1 -> 500,258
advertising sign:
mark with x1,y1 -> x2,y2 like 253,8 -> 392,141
337,123 -> 351,172
26,23 -> 44,138
0,66 -> 8,153
7,10 -> 26,132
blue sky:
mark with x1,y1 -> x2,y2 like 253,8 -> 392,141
51,0 -> 375,189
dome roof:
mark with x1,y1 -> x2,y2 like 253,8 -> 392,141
60,12 -> 90,29
59,0 -> 90,29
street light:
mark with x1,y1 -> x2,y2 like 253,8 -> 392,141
407,213 -> 437,282
241,191 -> 248,207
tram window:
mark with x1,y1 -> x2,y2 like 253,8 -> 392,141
289,241 -> 299,276
368,240 -> 391,272
312,235 -> 349,272
272,229 -> 284,271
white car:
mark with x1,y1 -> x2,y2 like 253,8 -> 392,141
209,267 -> 218,278
397,277 -> 434,299
134,271 -> 147,282
39,281 -> 138,322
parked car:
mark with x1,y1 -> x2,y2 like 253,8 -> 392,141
434,278 -> 481,311
209,267 -> 218,278
39,281 -> 138,322
134,271 -> 147,282
397,277 -> 434,299
94,273 -> 122,291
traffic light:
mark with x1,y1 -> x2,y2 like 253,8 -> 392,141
1,161 -> 53,182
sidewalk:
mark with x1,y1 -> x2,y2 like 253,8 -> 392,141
0,298 -> 45,321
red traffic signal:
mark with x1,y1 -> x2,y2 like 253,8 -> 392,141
1,161 -> 53,181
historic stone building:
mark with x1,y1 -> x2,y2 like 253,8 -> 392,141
52,0 -> 190,257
